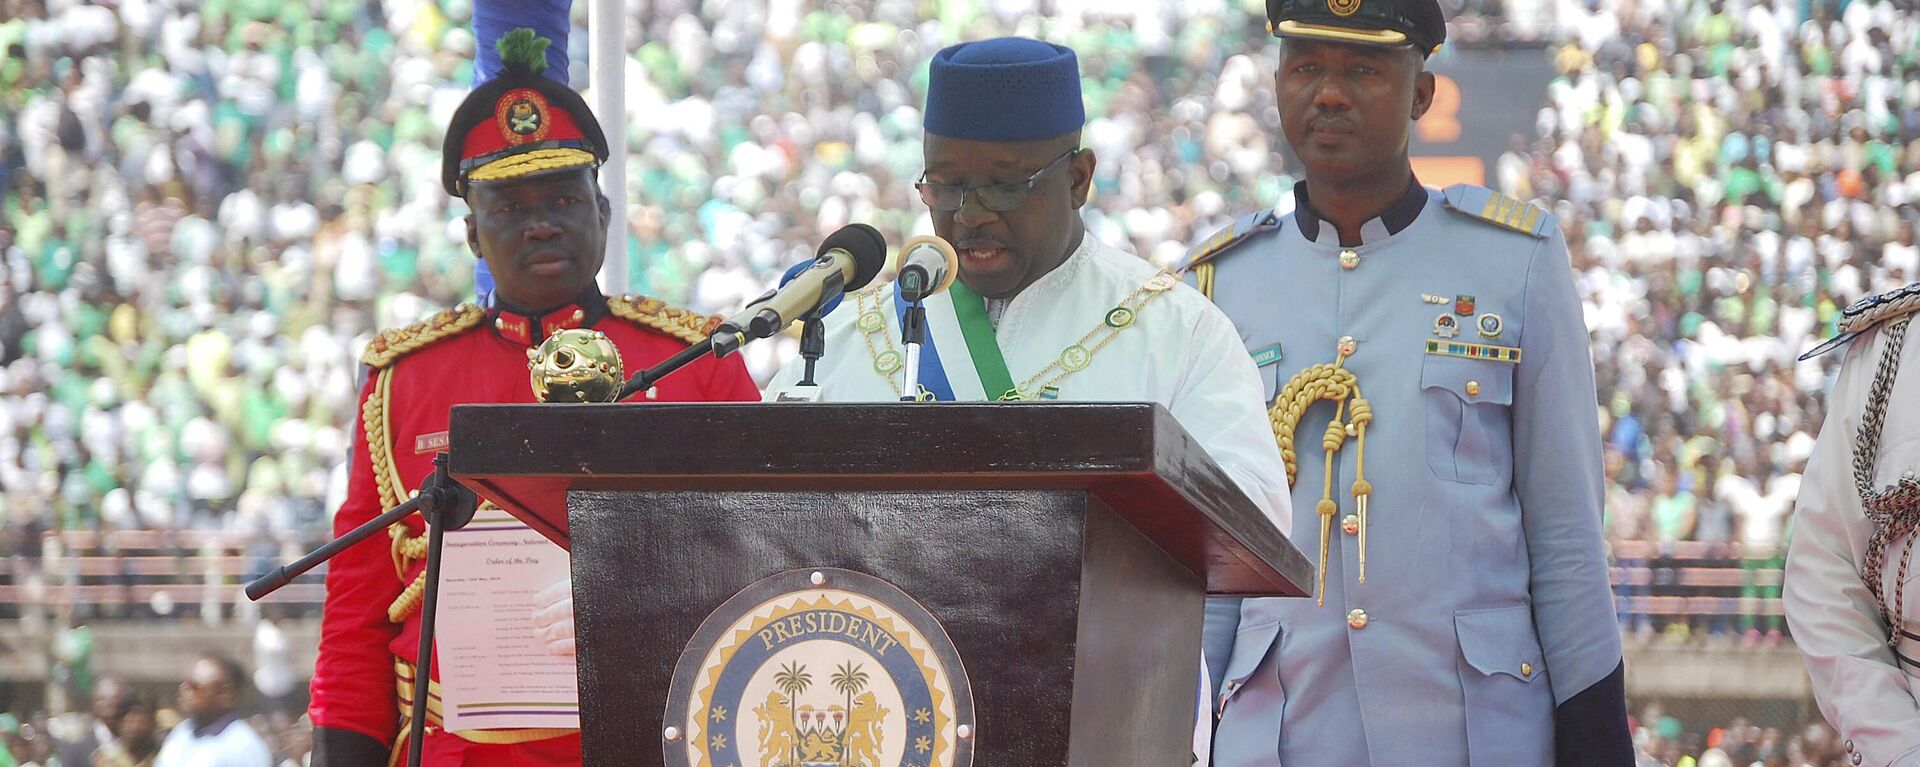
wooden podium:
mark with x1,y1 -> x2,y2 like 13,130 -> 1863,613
448,403 -> 1309,767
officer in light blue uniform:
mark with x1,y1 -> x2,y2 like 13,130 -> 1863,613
1186,0 -> 1631,764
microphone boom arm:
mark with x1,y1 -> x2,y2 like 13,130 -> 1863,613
616,336 -> 724,400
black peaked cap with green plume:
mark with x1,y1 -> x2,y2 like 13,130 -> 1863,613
442,28 -> 609,197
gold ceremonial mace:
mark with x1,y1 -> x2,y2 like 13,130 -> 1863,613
528,328 -> 627,403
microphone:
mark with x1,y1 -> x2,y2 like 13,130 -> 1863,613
720,260 -> 834,340
711,223 -> 887,355
891,236 -> 955,402
615,225 -> 887,400
777,257 -> 848,317
896,235 -> 958,303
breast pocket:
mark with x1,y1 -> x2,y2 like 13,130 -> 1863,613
1421,355 -> 1515,485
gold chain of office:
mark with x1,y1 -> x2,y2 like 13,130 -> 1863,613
856,272 -> 1180,401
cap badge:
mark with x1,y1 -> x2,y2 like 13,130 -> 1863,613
497,88 -> 553,144
1328,0 -> 1362,17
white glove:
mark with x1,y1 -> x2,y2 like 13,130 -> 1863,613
532,577 -> 575,657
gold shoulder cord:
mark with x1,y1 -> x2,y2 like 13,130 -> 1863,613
355,306 -> 484,623
363,368 -> 434,624
363,338 -> 578,749
1855,316 -> 1920,648
1271,337 -> 1373,606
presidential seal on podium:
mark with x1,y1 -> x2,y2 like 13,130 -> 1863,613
664,568 -> 975,767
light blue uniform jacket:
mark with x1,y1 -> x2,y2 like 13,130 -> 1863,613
1190,183 -> 1622,767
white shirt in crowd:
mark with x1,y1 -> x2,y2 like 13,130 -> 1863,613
155,715 -> 273,767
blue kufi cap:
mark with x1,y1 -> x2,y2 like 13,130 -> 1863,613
925,37 -> 1085,142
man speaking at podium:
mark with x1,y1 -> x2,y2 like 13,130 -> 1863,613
764,37 -> 1292,532
307,29 -> 760,766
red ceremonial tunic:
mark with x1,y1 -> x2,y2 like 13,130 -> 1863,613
309,293 -> 759,765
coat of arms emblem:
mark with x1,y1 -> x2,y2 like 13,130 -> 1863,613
665,569 -> 975,767
749,660 -> 889,766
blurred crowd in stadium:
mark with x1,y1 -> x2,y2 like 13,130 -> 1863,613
3,0 -> 1918,763
1631,702 -> 1859,767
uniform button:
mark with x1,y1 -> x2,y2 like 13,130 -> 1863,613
494,318 -> 506,331
1337,336 -> 1358,356
1225,680 -> 1239,691
1520,662 -> 1533,678
1845,740 -> 1854,752
1466,380 -> 1481,397
1852,753 -> 1862,765
1341,515 -> 1360,536
1339,250 -> 1359,270
1347,609 -> 1369,629
570,309 -> 585,322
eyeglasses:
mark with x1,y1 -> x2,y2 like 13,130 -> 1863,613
915,149 -> 1080,213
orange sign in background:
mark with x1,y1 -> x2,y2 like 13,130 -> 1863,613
1409,48 -> 1556,191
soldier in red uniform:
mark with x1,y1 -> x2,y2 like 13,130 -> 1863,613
309,30 -> 761,766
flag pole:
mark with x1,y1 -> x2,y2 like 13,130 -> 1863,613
589,0 -> 628,295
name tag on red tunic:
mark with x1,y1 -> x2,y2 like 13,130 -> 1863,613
414,431 -> 450,454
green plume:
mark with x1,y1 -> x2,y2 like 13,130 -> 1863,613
496,28 -> 551,76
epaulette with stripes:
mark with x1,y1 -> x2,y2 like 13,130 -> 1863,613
607,294 -> 724,345
1442,184 -> 1553,239
360,304 -> 486,368
1800,281 -> 1920,360
1181,210 -> 1283,300
1183,210 -> 1284,271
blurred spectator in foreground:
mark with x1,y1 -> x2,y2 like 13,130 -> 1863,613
154,654 -> 270,767
92,691 -> 159,767
50,675 -> 128,767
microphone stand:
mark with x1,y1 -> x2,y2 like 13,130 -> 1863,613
771,307 -> 829,403
799,307 -> 826,385
246,454 -> 479,767
623,291 -> 841,401
898,298 -> 928,402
